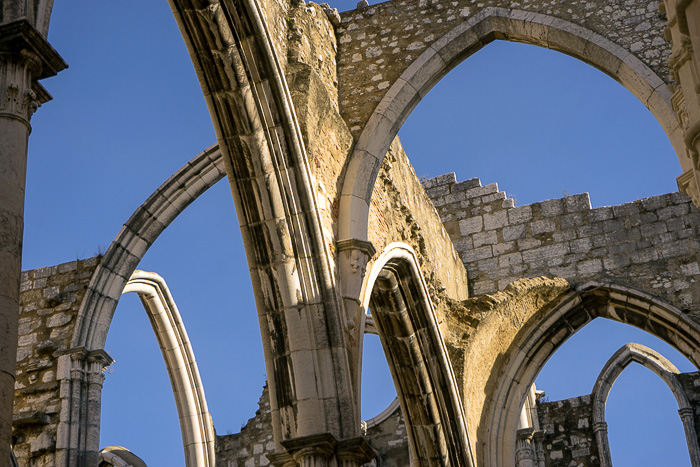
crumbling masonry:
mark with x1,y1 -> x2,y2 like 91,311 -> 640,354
3,0 -> 700,465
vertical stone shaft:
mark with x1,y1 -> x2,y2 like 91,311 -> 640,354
0,47 -> 35,464
0,20 -> 65,461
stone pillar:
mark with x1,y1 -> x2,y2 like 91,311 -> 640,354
592,421 -> 612,467
336,239 -> 375,412
0,19 -> 65,461
55,348 -> 113,467
533,431 -> 546,467
678,407 -> 700,467
664,0 -> 700,206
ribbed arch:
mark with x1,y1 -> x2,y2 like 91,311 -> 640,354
72,144 -> 225,351
122,271 -> 216,467
361,243 -> 473,466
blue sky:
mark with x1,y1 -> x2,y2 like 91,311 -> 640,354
23,1 -> 693,465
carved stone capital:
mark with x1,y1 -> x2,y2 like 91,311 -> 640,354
0,20 -> 67,123
282,433 -> 336,467
336,437 -> 376,467
271,434 -> 376,467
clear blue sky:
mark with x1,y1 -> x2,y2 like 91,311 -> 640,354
23,1 -> 692,466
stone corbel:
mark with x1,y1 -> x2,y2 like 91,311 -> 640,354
336,238 -> 376,333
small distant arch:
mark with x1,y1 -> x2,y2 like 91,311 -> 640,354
591,343 -> 700,467
483,282 -> 700,466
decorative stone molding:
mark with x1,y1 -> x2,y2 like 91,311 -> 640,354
0,20 -> 65,124
269,434 -> 376,467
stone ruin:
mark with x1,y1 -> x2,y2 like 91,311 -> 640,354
2,0 -> 700,465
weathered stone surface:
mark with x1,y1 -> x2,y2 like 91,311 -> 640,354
424,174 -> 700,319
12,258 -> 100,465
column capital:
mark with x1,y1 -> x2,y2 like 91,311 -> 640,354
270,434 -> 376,467
336,437 -> 376,465
0,20 -> 66,80
336,238 -> 376,257
0,19 -> 67,123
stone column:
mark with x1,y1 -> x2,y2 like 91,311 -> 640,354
0,19 -> 65,461
533,431 -> 546,467
592,421 -> 612,467
55,348 -> 113,467
515,428 -> 536,467
336,239 -> 375,413
678,407 -> 700,467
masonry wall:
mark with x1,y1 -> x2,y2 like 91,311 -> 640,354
336,0 -> 670,135
12,258 -> 100,465
536,395 -> 598,466
216,386 -> 410,466
424,173 -> 700,317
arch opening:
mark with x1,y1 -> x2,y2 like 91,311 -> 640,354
483,282 -> 700,467
339,7 -> 682,243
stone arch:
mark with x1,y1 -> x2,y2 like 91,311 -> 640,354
481,281 -> 700,467
361,243 -> 474,466
122,271 -> 216,467
338,6 -> 681,243
591,343 -> 700,467
71,144 -> 225,351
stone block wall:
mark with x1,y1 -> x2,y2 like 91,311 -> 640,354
336,0 -> 670,135
536,395 -> 598,466
216,386 -> 276,467
216,386 -> 410,466
424,173 -> 700,316
13,257 -> 100,464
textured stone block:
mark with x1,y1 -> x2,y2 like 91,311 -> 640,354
508,205 -> 532,224
459,217 -> 483,235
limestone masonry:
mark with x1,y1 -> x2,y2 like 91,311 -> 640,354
3,0 -> 700,466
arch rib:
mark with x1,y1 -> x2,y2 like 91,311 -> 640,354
364,243 -> 474,466
72,144 -> 225,351
122,270 -> 216,467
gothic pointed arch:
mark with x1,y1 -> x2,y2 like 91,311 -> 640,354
478,281 -> 700,466
121,271 -> 216,467
338,7 -> 681,244
72,144 -> 225,351
591,343 -> 700,467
